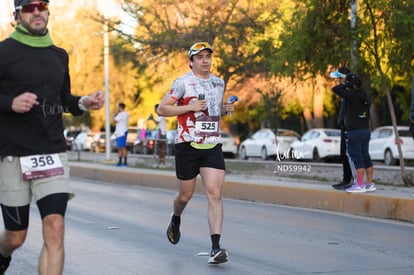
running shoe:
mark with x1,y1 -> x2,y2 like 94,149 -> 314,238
208,248 -> 229,264
345,183 -> 366,193
0,252 -> 11,275
166,216 -> 180,245
332,181 -> 353,190
365,183 -> 376,192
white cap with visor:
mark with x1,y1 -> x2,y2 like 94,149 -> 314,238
188,42 -> 213,59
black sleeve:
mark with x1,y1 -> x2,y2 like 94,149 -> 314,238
59,52 -> 83,116
332,83 -> 355,101
0,95 -> 14,114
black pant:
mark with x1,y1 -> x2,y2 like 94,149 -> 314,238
341,127 -> 352,183
410,122 -> 414,140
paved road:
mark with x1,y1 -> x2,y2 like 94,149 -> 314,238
5,177 -> 414,274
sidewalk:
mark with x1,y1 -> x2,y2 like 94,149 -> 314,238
68,152 -> 414,222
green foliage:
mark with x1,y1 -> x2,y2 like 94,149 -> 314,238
358,0 -> 414,88
274,0 -> 352,77
110,0 -> 414,132
256,88 -> 283,130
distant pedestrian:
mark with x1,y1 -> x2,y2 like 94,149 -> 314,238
114,103 -> 129,166
332,73 -> 375,193
330,66 -> 353,190
148,104 -> 167,167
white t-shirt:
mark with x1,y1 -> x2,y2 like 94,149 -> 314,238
156,116 -> 167,136
114,111 -> 129,137
167,71 -> 225,144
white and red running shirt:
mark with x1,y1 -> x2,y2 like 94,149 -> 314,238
167,71 -> 225,145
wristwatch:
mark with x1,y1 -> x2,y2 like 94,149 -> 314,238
78,96 -> 89,111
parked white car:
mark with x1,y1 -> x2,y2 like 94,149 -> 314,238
369,125 -> 414,165
71,132 -> 95,151
239,128 -> 300,160
289,128 -> 341,162
221,131 -> 238,158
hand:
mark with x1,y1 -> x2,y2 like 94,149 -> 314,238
223,102 -> 235,113
343,82 -> 354,89
11,92 -> 39,113
192,99 -> 207,112
82,91 -> 105,110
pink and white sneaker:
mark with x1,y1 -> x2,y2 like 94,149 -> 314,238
364,183 -> 376,192
345,183 -> 366,193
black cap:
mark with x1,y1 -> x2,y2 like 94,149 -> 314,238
346,73 -> 362,87
337,66 -> 351,75
15,0 -> 49,8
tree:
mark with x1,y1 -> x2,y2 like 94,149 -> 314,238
357,0 -> 414,186
272,0 -> 353,130
256,88 -> 283,130
275,0 -> 414,185
115,0 -> 291,129
48,1 -> 146,131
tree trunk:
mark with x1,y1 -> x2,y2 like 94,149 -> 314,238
313,84 -> 325,128
302,107 -> 313,130
383,75 -> 413,187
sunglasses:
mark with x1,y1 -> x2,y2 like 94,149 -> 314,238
190,42 -> 212,51
16,2 -> 49,13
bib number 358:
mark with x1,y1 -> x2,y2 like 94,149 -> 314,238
20,154 -> 64,181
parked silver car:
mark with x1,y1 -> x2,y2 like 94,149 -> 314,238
221,131 -> 238,158
71,132 -> 96,151
369,125 -> 414,165
289,128 -> 341,162
239,128 -> 300,160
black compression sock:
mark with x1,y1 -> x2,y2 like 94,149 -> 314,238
211,234 -> 221,250
172,214 -> 180,226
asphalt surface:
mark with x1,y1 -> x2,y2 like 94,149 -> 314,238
68,152 -> 414,223
6,177 -> 414,274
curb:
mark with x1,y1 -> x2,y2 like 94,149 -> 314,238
69,162 -> 414,222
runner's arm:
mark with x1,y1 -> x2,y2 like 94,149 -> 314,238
157,96 -> 205,117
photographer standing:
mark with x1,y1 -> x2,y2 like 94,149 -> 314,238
332,74 -> 375,193
330,67 -> 353,190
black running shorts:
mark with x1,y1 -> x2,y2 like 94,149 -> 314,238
174,142 -> 225,180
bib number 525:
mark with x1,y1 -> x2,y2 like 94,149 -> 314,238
199,122 -> 217,131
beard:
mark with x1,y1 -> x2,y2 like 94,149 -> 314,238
20,16 -> 48,36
